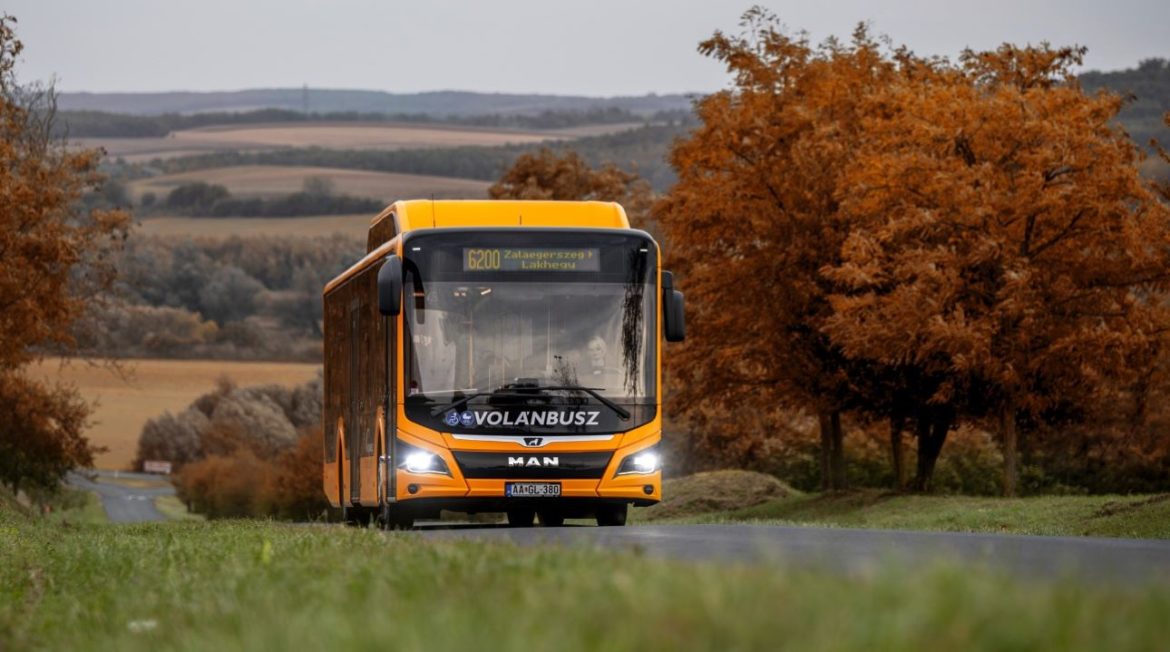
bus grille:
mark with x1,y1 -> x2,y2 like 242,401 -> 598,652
452,451 -> 613,479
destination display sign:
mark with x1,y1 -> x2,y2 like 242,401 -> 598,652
463,247 -> 601,272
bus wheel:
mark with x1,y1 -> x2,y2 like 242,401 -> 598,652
379,505 -> 414,530
506,509 -> 536,527
537,510 -> 565,527
344,506 -> 371,527
596,504 -> 628,527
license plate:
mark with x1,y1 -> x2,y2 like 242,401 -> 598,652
505,482 -> 561,498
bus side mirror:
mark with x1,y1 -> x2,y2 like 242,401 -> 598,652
662,271 -> 686,342
378,255 -> 402,316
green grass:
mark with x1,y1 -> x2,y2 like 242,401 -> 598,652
153,495 -> 204,522
1,516 -> 1169,651
660,490 -> 1170,539
44,489 -> 108,525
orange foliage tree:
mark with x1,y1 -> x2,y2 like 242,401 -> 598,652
489,148 -> 654,228
655,12 -> 907,489
0,16 -> 129,493
657,9 -> 1170,492
822,46 -> 1170,494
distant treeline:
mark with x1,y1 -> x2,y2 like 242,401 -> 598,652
148,123 -> 688,191
56,106 -> 693,138
1080,58 -> 1170,150
157,180 -> 383,218
76,233 -> 363,362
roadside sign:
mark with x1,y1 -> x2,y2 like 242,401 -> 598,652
143,460 -> 172,475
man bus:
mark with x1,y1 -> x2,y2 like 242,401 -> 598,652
322,200 -> 684,528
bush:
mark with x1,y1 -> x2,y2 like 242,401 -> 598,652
135,407 -> 208,471
165,182 -> 230,212
176,450 -> 274,518
259,427 -> 329,520
141,375 -> 327,520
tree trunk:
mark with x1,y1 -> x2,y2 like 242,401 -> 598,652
889,415 -> 906,490
910,406 -> 953,492
830,410 -> 846,490
1001,399 -> 1019,497
818,411 -> 833,491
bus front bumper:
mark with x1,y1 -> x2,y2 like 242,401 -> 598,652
391,436 -> 662,506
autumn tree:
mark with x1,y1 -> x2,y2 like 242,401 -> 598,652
660,8 -> 1170,493
654,11 -> 910,489
0,15 -> 129,493
822,46 -> 1170,493
489,148 -> 654,229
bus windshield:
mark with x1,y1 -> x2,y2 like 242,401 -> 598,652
402,231 -> 657,434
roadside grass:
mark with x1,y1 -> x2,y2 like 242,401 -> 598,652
153,495 -> 204,522
43,489 -> 108,526
635,470 -> 799,522
98,475 -> 172,490
1,517 -> 1169,651
651,488 -> 1170,539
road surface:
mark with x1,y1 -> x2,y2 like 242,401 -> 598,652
61,472 -> 1170,584
67,470 -> 175,523
416,522 -> 1170,584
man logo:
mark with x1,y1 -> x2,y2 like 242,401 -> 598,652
508,456 -> 559,467
523,437 -> 544,448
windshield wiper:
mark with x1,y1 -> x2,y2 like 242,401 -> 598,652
530,384 -> 631,420
428,390 -> 535,416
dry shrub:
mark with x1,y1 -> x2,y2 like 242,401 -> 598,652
134,406 -> 209,470
259,427 -> 329,520
175,426 -> 327,520
176,449 -> 274,519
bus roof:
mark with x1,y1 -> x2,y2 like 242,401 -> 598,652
326,200 -> 634,295
370,199 -> 630,233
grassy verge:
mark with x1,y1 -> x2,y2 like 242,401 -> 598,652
98,476 -> 172,491
1,516 -> 1168,650
650,484 -> 1170,539
153,495 -> 204,522
44,489 -> 109,525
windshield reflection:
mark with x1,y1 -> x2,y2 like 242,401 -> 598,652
405,281 -> 656,405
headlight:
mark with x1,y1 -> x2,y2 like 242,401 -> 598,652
397,444 -> 451,476
617,447 -> 660,475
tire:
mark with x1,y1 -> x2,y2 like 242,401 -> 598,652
538,510 -> 565,527
379,505 -> 414,531
344,506 -> 372,527
507,508 -> 536,527
596,503 -> 628,527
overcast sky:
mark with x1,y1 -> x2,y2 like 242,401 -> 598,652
7,0 -> 1168,96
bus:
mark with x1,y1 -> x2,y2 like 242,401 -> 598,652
322,200 -> 684,528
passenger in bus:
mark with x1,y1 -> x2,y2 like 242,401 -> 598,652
585,336 -> 621,388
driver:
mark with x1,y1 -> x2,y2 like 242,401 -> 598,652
584,336 -> 621,387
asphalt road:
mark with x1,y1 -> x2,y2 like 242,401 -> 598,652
416,522 -> 1170,584
60,472 -> 1170,585
67,470 -> 175,523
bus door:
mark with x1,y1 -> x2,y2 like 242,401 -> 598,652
383,297 -> 397,503
348,300 -> 361,503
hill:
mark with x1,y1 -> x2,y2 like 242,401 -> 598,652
125,166 -> 489,203
1080,58 -> 1170,150
58,88 -> 695,116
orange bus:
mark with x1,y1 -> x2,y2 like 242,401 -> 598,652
322,200 -> 684,527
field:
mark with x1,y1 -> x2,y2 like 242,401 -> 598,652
1,516 -> 1168,651
27,358 -> 321,470
80,121 -> 568,162
126,165 -> 491,202
135,214 -> 373,239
